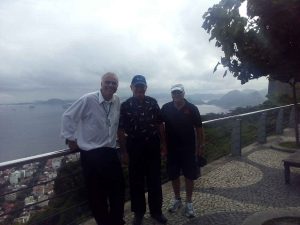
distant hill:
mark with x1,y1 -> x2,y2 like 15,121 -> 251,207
18,89 -> 267,110
185,96 -> 205,105
152,90 -> 266,108
187,93 -> 223,102
241,88 -> 268,98
208,90 -> 266,108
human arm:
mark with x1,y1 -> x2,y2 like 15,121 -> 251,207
117,129 -> 128,164
192,105 -> 205,156
118,102 -> 129,164
158,122 -> 167,158
156,101 -> 167,158
61,98 -> 85,151
195,127 -> 205,156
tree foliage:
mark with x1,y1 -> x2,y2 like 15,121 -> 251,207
202,0 -> 300,84
202,0 -> 300,144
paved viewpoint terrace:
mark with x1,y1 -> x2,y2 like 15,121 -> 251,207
85,128 -> 300,225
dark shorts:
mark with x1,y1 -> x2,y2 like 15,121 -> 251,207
167,146 -> 199,180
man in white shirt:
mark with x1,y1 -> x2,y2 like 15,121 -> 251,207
61,72 -> 125,225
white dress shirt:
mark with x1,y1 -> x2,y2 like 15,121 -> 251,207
61,91 -> 120,151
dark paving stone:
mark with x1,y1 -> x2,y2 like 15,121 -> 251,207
183,212 -> 251,225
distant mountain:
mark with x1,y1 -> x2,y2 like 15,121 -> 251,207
187,93 -> 223,102
241,88 -> 268,97
186,96 -> 205,105
22,89 -> 267,110
151,93 -> 221,105
208,90 -> 266,108
152,93 -> 223,101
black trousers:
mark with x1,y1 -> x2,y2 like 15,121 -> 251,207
80,148 -> 125,225
127,136 -> 163,216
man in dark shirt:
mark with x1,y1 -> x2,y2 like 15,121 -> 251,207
118,75 -> 167,225
161,84 -> 205,218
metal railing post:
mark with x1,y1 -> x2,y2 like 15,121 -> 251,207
276,108 -> 284,134
231,119 -> 241,156
289,106 -> 295,128
257,112 -> 266,144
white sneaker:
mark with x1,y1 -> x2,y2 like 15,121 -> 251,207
168,198 -> 182,213
184,202 -> 195,218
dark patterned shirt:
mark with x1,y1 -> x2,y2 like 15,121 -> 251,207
119,96 -> 162,140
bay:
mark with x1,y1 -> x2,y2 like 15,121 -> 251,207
196,104 -> 228,115
0,103 -> 227,163
0,104 -> 66,163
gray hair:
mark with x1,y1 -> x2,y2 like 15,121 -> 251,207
101,72 -> 118,83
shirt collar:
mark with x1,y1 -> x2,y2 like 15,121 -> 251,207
131,96 -> 146,104
172,99 -> 186,109
98,91 -> 114,104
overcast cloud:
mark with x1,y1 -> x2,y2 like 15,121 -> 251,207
0,0 -> 268,104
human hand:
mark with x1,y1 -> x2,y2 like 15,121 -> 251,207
161,143 -> 168,159
121,152 -> 129,165
196,145 -> 204,156
67,140 -> 79,152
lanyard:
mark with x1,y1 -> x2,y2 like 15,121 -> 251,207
102,101 -> 112,117
98,92 -> 113,127
102,101 -> 112,127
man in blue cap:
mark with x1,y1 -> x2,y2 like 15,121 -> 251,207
118,75 -> 167,225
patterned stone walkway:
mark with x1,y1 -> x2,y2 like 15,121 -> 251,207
84,129 -> 300,225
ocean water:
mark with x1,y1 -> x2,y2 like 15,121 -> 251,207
0,104 -> 66,163
0,104 -> 227,163
196,104 -> 228,115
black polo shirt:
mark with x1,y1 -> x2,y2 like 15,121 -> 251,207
161,100 -> 202,148
119,96 -> 162,140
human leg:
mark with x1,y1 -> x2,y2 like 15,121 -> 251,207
80,149 -> 110,225
145,138 -> 167,224
167,149 -> 183,213
107,150 -> 126,225
185,178 -> 194,203
127,141 -> 147,217
172,178 -> 181,199
168,178 -> 183,213
145,151 -> 162,216
181,149 -> 197,218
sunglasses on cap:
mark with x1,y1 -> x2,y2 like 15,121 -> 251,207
171,90 -> 183,95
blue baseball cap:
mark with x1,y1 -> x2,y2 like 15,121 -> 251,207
131,75 -> 147,86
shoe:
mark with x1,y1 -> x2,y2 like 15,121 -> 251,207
132,213 -> 143,225
168,198 -> 182,213
184,202 -> 195,218
151,213 -> 168,224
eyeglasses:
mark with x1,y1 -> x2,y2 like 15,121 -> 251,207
104,80 -> 118,86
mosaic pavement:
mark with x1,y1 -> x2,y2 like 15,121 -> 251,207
84,130 -> 300,225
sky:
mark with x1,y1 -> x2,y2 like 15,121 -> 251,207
0,0 -> 268,104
